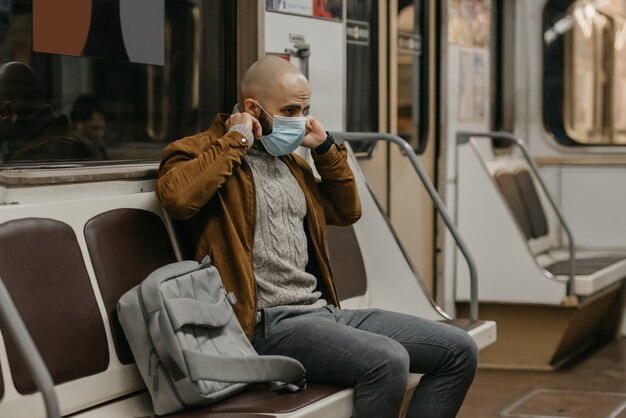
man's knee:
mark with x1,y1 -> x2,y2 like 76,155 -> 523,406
366,341 -> 410,388
387,344 -> 411,379
452,329 -> 479,375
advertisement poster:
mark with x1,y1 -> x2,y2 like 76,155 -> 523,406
459,51 -> 486,122
448,0 -> 491,47
266,0 -> 343,21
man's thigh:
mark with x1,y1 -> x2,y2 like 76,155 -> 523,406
336,308 -> 476,375
252,307 -> 408,387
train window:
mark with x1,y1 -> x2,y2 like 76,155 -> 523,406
345,0 -> 380,158
0,0 -> 238,165
544,0 -> 626,145
396,0 -> 428,154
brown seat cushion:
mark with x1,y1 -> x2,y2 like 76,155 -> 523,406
514,169 -> 549,239
163,384 -> 344,417
494,171 -> 533,239
327,225 -> 367,300
84,208 -> 177,364
545,256 -> 626,276
0,218 -> 109,394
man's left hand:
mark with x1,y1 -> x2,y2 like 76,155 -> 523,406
302,116 -> 327,149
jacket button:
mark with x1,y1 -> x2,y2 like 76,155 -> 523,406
242,138 -> 247,144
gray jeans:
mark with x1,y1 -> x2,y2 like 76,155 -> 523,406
252,306 -> 478,418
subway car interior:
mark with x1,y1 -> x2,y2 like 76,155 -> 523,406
0,0 -> 625,417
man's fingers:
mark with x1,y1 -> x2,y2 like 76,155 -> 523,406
252,117 -> 262,139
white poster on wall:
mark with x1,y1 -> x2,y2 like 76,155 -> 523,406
459,50 -> 486,122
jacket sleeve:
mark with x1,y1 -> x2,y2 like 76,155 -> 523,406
156,130 -> 250,220
310,143 -> 362,226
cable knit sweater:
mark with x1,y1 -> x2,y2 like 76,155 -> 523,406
245,143 -> 326,311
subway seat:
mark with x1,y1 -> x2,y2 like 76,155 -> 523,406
494,168 -> 626,296
455,139 -> 624,369
0,147 -> 496,416
0,196 -> 421,418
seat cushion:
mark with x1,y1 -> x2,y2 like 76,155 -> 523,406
545,256 -> 626,276
494,171 -> 533,239
327,225 -> 367,300
163,384 -> 344,416
0,218 -> 109,393
514,169 -> 549,239
85,208 -> 177,364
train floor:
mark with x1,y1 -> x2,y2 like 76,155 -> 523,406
458,337 -> 626,418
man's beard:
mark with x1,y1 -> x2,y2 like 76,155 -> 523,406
258,111 -> 273,136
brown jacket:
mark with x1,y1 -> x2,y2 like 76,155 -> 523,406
156,115 -> 362,339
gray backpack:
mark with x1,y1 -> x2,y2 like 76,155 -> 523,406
117,256 -> 307,415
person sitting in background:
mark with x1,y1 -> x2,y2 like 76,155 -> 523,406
0,61 -> 102,162
71,94 -> 108,159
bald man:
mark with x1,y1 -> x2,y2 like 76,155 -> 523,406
157,56 -> 477,418
0,62 -> 102,162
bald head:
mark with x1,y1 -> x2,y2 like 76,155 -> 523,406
240,56 -> 308,101
0,62 -> 46,116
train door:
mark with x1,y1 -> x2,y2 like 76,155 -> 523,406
351,0 -> 438,296
345,1 -> 388,208
388,0 -> 437,294
439,0 -> 493,312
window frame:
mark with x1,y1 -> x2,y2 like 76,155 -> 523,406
543,0 -> 626,146
0,0 -> 259,171
396,0 -> 430,155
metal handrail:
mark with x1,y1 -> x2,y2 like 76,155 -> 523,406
330,131 -> 479,321
457,131 -> 576,297
0,277 -> 60,418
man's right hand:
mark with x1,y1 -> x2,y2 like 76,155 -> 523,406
225,112 -> 262,140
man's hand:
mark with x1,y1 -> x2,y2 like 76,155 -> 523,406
225,112 -> 262,140
302,116 -> 327,149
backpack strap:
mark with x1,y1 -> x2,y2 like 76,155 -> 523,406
182,350 -> 306,390
148,310 -> 186,381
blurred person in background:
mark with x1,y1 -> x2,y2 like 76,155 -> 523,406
0,61 -> 102,162
71,94 -> 108,158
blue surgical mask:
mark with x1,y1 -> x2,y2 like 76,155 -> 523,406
257,104 -> 307,156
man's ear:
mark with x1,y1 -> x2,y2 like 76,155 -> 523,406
242,98 -> 260,118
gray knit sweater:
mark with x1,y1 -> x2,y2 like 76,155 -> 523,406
245,144 -> 326,311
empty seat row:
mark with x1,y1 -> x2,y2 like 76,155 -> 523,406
494,168 -> 625,286
456,132 -> 623,369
